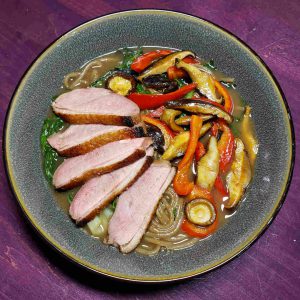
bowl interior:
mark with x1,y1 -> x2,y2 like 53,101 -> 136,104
5,10 -> 293,281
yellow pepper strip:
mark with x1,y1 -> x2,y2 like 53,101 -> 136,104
161,123 -> 212,160
161,109 -> 184,132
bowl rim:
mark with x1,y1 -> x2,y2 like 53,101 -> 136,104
3,9 -> 295,283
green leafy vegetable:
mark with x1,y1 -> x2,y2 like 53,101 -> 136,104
184,90 -> 195,99
90,70 -> 115,88
203,59 -> 216,70
41,114 -> 64,182
175,78 -> 187,88
110,198 -> 118,211
230,121 -> 240,137
67,192 -> 75,204
136,83 -> 151,94
117,48 -> 143,70
51,95 -> 60,102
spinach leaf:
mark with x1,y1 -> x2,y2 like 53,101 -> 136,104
90,70 -> 117,88
117,48 -> 143,70
41,114 -> 64,182
110,198 -> 118,211
136,83 -> 151,94
184,90 -> 195,99
175,78 -> 187,88
67,192 -> 75,204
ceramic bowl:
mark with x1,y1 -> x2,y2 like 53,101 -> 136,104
4,10 -> 295,282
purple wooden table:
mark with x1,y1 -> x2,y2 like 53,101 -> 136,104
1,1 -> 299,299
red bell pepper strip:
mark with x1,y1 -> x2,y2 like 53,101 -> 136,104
210,119 -> 235,173
186,185 -> 213,202
214,175 -> 229,197
130,50 -> 173,73
178,115 -> 202,169
146,106 -> 165,118
182,56 -> 199,64
173,157 -> 195,196
141,115 -> 175,149
195,141 -> 206,161
181,216 -> 218,238
211,122 -> 219,137
182,185 -> 217,238
167,66 -> 188,80
214,80 -> 233,113
173,115 -> 202,196
217,122 -> 235,172
128,83 -> 197,109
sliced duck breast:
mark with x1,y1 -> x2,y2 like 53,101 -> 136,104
69,147 -> 154,224
47,124 -> 145,157
106,160 -> 175,253
52,137 -> 152,190
52,88 -> 140,126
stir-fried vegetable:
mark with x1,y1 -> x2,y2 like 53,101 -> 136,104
182,186 -> 217,238
173,115 -> 202,195
214,175 -> 228,197
161,109 -> 183,132
161,123 -> 212,160
197,136 -> 220,191
195,141 -> 206,161
131,50 -> 172,72
176,59 -> 219,102
166,99 -> 234,123
141,115 -> 175,149
214,80 -> 233,113
40,115 -> 64,182
240,106 -> 258,169
175,114 -> 213,125
117,48 -> 143,70
87,206 -> 114,238
143,74 -> 178,94
128,83 -> 197,109
162,131 -> 190,160
225,138 -> 251,208
167,66 -> 188,80
186,185 -> 213,201
185,198 -> 216,226
212,120 -> 235,173
105,72 -> 136,96
137,50 -> 195,80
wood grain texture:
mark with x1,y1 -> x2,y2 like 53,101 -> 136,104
0,0 -> 299,299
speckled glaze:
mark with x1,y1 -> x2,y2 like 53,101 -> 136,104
4,10 -> 294,282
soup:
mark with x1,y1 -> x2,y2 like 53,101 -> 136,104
40,47 -> 258,255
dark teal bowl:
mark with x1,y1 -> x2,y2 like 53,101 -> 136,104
4,10 -> 295,282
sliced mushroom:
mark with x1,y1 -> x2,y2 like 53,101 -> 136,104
166,99 -> 233,123
185,198 -> 216,226
196,136 -> 219,191
142,74 -> 178,94
105,72 -> 136,96
225,138 -> 251,208
176,60 -> 220,102
175,114 -> 213,125
137,50 -> 195,80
